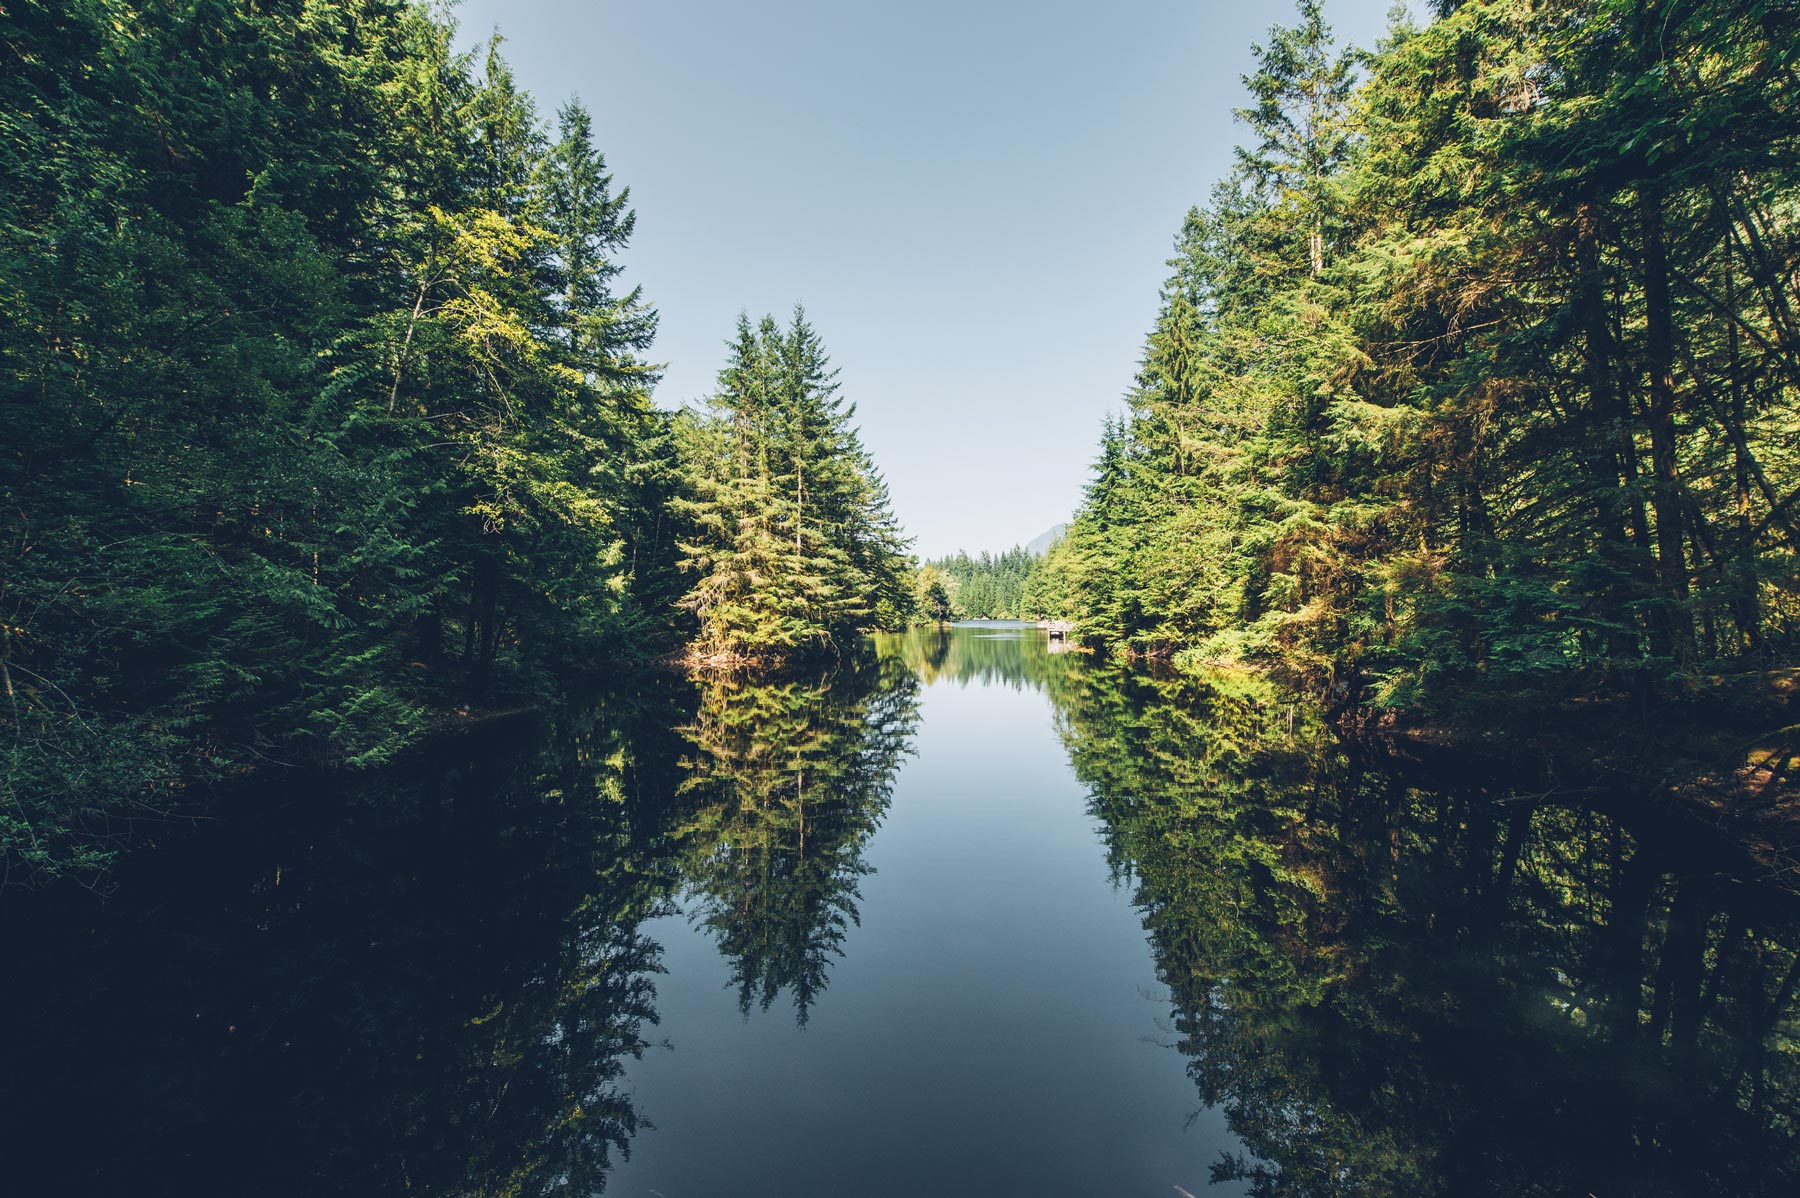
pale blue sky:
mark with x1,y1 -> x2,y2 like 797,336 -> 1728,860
452,0 -> 1399,558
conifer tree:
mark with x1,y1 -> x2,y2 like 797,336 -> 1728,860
1235,0 -> 1358,277
675,311 -> 914,662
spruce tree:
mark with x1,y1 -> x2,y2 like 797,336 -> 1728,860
675,311 -> 913,662
1054,0 -> 1800,718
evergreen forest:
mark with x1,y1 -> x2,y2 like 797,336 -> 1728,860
1,0 -> 913,878
6,1 -> 1800,1190
922,545 -> 1043,620
1028,0 -> 1800,722
11,0 -> 1800,876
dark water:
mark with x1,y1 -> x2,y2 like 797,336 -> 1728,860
3,622 -> 1798,1196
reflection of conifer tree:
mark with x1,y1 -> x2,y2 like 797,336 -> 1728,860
674,655 -> 920,1025
435,694 -> 694,1197
1052,664 -> 1800,1198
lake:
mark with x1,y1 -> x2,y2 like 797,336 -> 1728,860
2,621 -> 1796,1196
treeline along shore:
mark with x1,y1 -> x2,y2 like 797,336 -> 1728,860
1038,0 -> 1800,702
7,0 -> 1800,881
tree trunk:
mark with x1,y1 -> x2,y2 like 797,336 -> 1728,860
475,551 -> 502,688
388,280 -> 429,414
1647,877 -> 1708,1055
1607,835 -> 1660,1037
1578,202 -> 1647,657
463,569 -> 479,664
1723,250 -> 1766,653
1640,189 -> 1692,661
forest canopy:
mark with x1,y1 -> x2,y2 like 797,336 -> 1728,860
922,545 -> 1044,621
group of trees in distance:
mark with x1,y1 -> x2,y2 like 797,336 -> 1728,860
1,0 -> 913,878
919,545 -> 1044,621
1029,0 -> 1800,719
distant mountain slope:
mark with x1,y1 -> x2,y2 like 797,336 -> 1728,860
1025,523 -> 1068,557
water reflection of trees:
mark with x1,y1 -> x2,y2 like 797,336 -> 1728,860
1,650 -> 916,1192
1054,665 -> 1800,1197
3,654 -> 923,1192
872,623 -> 1088,692
17,625 -> 1797,1197
0,688 -> 695,1197
671,654 -> 922,1024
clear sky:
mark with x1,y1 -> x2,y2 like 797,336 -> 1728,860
451,0 -> 1400,559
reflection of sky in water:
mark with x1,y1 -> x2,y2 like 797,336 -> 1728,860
612,625 -> 1244,1198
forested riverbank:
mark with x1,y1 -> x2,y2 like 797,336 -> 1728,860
2,0 -> 913,878
920,545 -> 1043,620
10,0 -> 1800,882
989,0 -> 1800,834
8,1 -> 1800,1190
1040,0 -> 1800,700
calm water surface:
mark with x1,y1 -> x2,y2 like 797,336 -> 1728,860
612,623 -> 1233,1196
3,622 -> 1797,1196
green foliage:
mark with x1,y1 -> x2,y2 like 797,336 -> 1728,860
1,1 -> 681,877
673,309 -> 915,661
913,565 -> 957,624
926,543 -> 1047,620
1053,0 -> 1800,713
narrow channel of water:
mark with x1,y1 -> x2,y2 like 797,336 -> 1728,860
2,622 -> 1796,1196
609,620 -> 1238,1195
